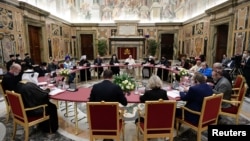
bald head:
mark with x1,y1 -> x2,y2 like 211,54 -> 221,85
10,63 -> 21,76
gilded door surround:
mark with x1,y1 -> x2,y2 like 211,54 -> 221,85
208,15 -> 233,66
76,30 -> 96,59
24,17 -> 46,62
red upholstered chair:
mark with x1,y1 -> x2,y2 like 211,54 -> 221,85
0,80 -> 11,123
86,101 -> 124,141
220,83 -> 248,124
231,75 -> 245,100
136,99 -> 176,141
176,93 -> 223,141
6,90 -> 50,141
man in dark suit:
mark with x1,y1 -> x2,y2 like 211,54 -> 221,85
23,53 -> 34,68
241,50 -> 250,97
156,56 -> 169,81
89,69 -> 127,106
93,54 -> 103,79
2,63 -> 22,92
6,54 -> 16,71
175,72 -> 213,125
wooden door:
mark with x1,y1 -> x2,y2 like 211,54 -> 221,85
216,24 -> 228,62
28,25 -> 41,64
80,34 -> 94,60
161,34 -> 174,60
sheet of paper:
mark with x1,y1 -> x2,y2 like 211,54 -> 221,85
37,82 -> 47,86
167,90 -> 180,98
49,88 -> 65,96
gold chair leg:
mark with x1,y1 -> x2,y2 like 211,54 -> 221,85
12,122 -> 17,140
197,131 -> 201,141
5,107 -> 10,123
24,126 -> 29,141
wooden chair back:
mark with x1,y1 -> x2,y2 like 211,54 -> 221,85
176,93 -> 223,141
6,90 -> 50,141
137,99 -> 176,141
221,83 -> 248,124
86,101 -> 124,141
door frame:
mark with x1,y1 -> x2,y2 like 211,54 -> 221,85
158,30 -> 178,60
209,16 -> 233,65
24,17 -> 46,63
76,30 -> 96,59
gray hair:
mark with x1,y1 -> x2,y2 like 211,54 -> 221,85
146,75 -> 163,89
213,62 -> 223,69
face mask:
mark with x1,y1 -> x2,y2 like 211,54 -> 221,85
13,72 -> 19,76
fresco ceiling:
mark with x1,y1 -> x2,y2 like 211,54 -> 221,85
18,0 -> 228,23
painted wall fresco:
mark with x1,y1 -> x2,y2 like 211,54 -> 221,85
233,6 -> 249,54
21,0 -> 228,23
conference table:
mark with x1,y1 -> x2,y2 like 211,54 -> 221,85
38,64 -> 182,135
58,63 -> 180,83
46,84 -> 180,134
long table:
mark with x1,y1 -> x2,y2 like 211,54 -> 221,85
48,85 -> 179,134
51,63 -> 180,83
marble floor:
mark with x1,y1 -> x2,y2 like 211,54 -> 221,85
1,79 -> 250,141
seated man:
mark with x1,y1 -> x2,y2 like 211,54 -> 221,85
34,62 -> 48,77
109,54 -> 120,75
212,69 -> 232,108
79,55 -> 91,81
93,54 -> 104,79
142,56 -> 155,78
175,72 -> 213,125
125,55 -> 136,77
156,56 -> 169,81
15,70 -> 58,133
47,59 -> 59,73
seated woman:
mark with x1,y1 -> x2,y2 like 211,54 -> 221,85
79,55 -> 91,81
198,62 -> 212,81
15,70 -> 58,133
135,75 -> 169,123
109,54 -> 120,75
